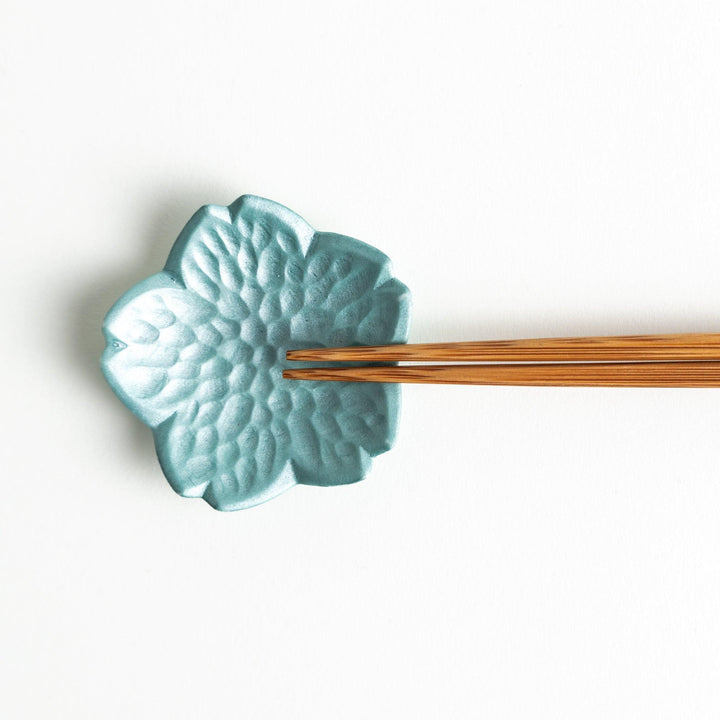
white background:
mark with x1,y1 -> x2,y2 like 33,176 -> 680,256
3,1 -> 720,717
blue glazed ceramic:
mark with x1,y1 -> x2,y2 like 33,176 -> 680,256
101,195 -> 411,510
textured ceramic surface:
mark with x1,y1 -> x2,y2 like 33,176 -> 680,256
101,195 -> 411,510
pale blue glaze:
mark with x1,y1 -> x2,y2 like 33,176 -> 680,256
101,195 -> 411,510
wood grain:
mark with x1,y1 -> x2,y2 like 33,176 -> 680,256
286,333 -> 720,363
283,361 -> 720,387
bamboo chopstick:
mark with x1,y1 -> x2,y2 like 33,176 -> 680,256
285,333 -> 720,363
282,361 -> 720,387
283,333 -> 720,387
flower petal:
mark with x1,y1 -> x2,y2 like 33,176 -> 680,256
102,273 -> 217,427
154,400 -> 296,510
166,197 -> 312,323
289,233 -> 411,347
287,381 -> 400,487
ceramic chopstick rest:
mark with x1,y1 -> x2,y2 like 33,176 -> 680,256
102,195 -> 411,510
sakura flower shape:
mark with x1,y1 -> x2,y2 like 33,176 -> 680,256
101,195 -> 411,510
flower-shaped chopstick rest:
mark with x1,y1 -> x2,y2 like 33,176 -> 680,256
101,196 -> 411,510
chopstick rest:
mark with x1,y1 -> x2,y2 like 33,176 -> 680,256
101,195 -> 411,510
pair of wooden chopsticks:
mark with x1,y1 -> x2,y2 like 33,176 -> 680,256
283,333 -> 720,387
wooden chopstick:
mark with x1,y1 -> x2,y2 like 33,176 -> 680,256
284,333 -> 720,387
286,333 -> 720,363
282,361 -> 720,387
